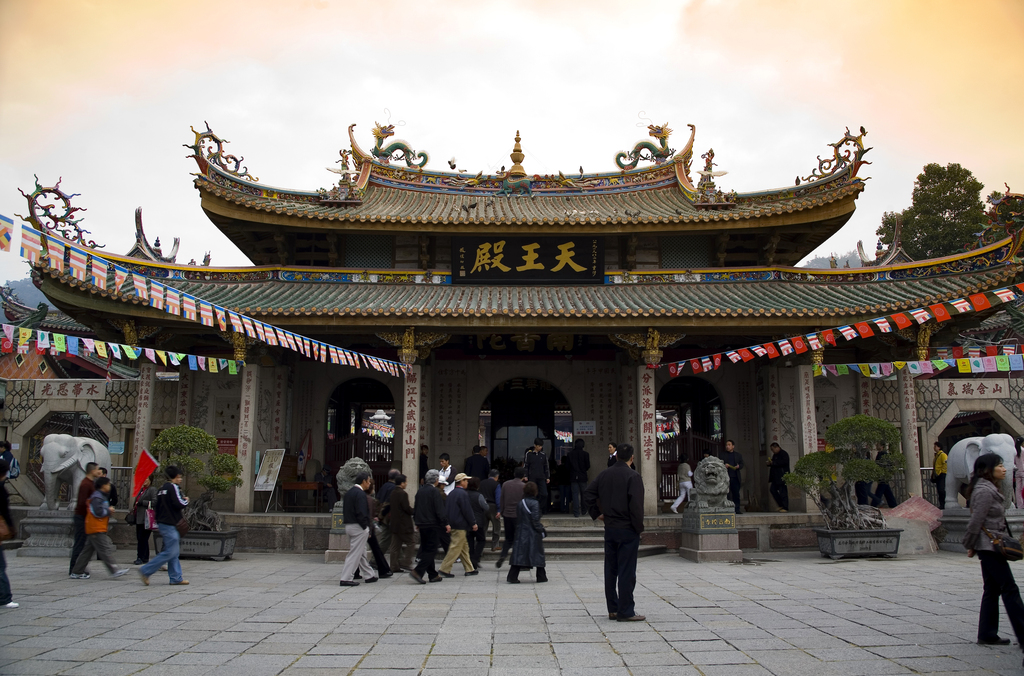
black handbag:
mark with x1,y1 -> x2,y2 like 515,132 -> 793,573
984,519 -> 1024,562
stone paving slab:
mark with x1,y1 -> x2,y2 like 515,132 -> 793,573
0,549 -> 1021,675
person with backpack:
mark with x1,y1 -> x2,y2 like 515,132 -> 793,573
70,476 -> 128,579
0,441 -> 20,481
139,466 -> 190,586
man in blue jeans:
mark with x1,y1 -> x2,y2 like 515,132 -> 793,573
584,443 -> 645,622
139,466 -> 190,586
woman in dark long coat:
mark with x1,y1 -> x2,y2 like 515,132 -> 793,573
507,481 -> 547,583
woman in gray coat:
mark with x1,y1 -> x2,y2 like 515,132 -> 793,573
964,453 -> 1024,658
507,482 -> 546,583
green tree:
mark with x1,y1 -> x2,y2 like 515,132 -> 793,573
784,414 -> 903,530
876,163 -> 985,260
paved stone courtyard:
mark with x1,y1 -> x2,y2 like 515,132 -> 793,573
0,548 -> 1021,675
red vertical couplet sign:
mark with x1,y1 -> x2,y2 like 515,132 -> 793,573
404,366 -> 420,460
639,370 -> 656,461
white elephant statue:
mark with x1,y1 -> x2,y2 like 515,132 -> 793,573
39,434 -> 111,510
944,433 -> 1017,510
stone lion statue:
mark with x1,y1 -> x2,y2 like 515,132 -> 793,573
690,456 -> 734,511
335,456 -> 372,506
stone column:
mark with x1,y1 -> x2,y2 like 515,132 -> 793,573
270,366 -> 288,449
898,367 -> 923,497
765,367 -> 782,446
174,369 -> 192,426
234,364 -> 261,513
796,365 -> 818,512
132,362 -> 157,465
402,365 -> 422,485
638,365 -> 658,515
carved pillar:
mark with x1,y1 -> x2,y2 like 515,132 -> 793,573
638,365 -> 658,515
174,369 -> 192,426
132,362 -> 157,465
402,365 -> 422,486
270,366 -> 288,448
765,367 -> 782,446
898,367 -> 923,497
234,364 -> 261,513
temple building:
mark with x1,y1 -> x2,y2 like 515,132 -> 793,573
6,119 -> 1024,531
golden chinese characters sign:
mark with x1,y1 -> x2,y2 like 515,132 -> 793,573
453,237 -> 604,284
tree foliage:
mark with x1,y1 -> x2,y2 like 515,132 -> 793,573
150,425 -> 242,531
784,415 -> 904,530
876,163 -> 986,260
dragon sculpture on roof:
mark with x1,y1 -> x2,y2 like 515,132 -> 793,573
615,123 -> 677,170
371,122 -> 430,168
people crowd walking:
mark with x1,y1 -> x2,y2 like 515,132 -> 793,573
410,469 -> 446,584
128,475 -> 158,565
0,459 -> 17,609
139,466 -> 190,586
480,469 -> 502,551
387,474 -> 415,572
507,481 -> 547,583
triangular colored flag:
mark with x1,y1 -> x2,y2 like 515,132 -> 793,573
121,345 -> 137,360
690,359 -> 701,373
253,322 -> 266,343
109,343 -> 122,360
145,348 -> 156,362
778,339 -> 794,356
82,337 -> 94,353
18,327 -> 31,346
712,353 -> 721,370
931,359 -> 949,371
880,363 -> 893,376
90,255 -> 108,289
44,234 -> 65,272
893,361 -> 906,370
156,350 -> 167,365
112,265 -> 128,292
838,325 -> 857,341
241,317 -> 256,338
907,361 -> 922,375
132,450 -> 159,498
725,350 -> 741,363
68,246 -> 88,280
751,345 -> 768,357
970,358 -> 984,373
228,311 -> 244,333
950,298 -> 972,313
813,364 -> 823,377
165,287 -> 181,315
821,329 -> 837,347
199,301 -> 214,328
825,365 -> 838,376
36,331 -> 50,348
169,353 -> 181,366
198,355 -> 207,371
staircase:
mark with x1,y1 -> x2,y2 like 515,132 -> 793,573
482,515 -> 667,562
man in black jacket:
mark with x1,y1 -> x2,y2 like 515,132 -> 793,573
374,469 -> 402,553
525,438 -> 550,512
410,469 -> 448,584
339,472 -> 376,587
438,473 -> 478,576
464,445 -> 490,481
479,469 -> 502,551
766,443 -> 790,512
585,443 -> 646,623
567,438 -> 591,518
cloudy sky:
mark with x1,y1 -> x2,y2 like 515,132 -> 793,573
1,0 -> 1021,283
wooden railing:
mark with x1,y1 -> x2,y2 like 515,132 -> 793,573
656,431 -> 724,500
325,433 -> 395,489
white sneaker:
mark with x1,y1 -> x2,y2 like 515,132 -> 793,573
670,506 -> 678,513
4,602 -> 18,608
111,568 -> 129,578
69,573 -> 90,579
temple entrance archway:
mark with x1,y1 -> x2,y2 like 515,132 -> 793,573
655,377 -> 724,500
325,378 -> 395,487
479,378 -> 572,480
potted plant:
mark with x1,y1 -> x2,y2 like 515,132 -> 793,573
150,425 -> 243,560
784,414 -> 906,559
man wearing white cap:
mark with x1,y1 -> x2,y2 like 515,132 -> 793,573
438,473 -> 478,577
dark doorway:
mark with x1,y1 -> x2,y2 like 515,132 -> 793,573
479,378 -> 572,477
325,378 -> 395,488
655,377 -> 724,500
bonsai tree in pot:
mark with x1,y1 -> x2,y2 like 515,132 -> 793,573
150,425 -> 243,532
784,414 -> 905,530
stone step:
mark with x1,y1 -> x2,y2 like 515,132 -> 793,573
491,545 -> 667,562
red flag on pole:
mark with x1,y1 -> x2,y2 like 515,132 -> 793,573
132,449 -> 159,498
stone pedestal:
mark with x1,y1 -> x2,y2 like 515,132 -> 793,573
18,509 -> 76,557
678,508 -> 743,563
324,507 -> 351,564
939,507 -> 1024,552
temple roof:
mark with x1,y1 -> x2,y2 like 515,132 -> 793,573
189,123 -> 870,264
1,288 -> 91,334
32,238 -> 1021,334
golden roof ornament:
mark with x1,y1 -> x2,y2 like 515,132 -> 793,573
508,131 -> 526,178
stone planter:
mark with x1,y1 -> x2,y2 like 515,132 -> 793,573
155,529 -> 239,561
813,527 -> 903,560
